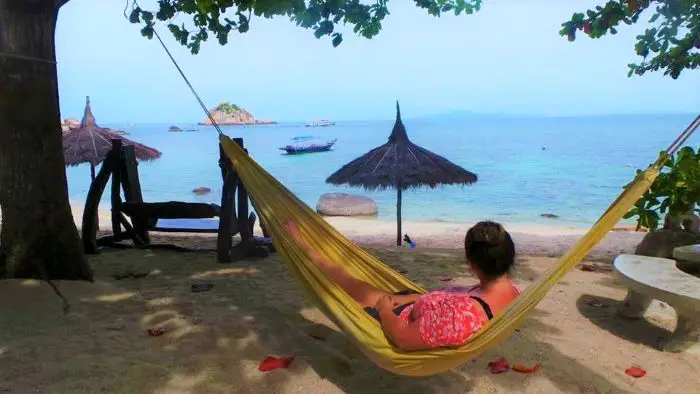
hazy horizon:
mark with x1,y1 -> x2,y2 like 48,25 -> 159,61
56,0 -> 700,123
87,111 -> 699,126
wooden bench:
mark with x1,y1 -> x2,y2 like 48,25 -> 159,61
614,254 -> 700,354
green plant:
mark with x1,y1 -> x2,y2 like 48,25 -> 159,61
624,146 -> 700,230
218,102 -> 241,114
560,0 -> 700,79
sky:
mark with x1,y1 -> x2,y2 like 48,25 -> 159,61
55,0 -> 700,123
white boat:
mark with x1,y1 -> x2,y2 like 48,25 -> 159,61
305,120 -> 335,127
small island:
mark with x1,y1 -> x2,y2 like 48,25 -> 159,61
199,101 -> 277,126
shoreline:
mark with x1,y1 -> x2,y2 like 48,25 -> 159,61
64,203 -> 647,261
65,203 -> 641,236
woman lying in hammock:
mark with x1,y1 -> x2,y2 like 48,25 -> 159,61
283,220 -> 521,351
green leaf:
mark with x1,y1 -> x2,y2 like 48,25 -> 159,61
332,33 -> 343,47
129,8 -> 141,24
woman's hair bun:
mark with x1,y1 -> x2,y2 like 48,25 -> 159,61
471,221 -> 506,245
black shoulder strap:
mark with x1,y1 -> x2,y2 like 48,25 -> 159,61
470,296 -> 494,320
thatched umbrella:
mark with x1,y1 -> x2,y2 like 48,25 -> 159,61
326,102 -> 478,245
63,96 -> 162,181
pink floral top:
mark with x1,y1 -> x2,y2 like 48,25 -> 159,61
397,283 -> 521,348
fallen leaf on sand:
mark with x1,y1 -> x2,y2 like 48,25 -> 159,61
258,356 -> 295,372
396,269 -> 408,274
439,277 -> 454,282
487,358 -> 510,374
147,327 -> 167,337
625,366 -> 646,378
512,363 -> 540,373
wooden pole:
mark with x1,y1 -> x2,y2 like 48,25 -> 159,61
82,154 -> 114,254
90,162 -> 98,232
110,140 -> 123,237
396,187 -> 402,246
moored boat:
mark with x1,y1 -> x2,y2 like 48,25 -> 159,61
279,136 -> 337,155
305,120 -> 335,127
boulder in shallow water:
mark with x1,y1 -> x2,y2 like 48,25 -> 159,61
192,187 -> 211,195
169,125 -> 182,132
540,213 -> 559,219
316,193 -> 377,216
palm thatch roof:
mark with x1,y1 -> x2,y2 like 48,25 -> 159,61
63,96 -> 161,167
326,101 -> 478,246
326,102 -> 478,190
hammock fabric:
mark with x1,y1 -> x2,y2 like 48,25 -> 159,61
219,133 -> 665,376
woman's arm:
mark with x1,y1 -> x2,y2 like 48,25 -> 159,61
375,296 -> 430,351
283,220 -> 330,267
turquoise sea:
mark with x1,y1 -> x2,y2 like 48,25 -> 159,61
66,113 -> 699,228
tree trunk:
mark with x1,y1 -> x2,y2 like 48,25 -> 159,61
0,0 -> 93,281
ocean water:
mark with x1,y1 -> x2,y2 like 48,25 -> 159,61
66,113 -> 699,228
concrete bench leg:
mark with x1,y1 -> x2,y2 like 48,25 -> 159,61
617,289 -> 652,318
660,312 -> 700,354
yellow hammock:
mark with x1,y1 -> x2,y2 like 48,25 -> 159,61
142,17 -> 697,375
219,132 -> 670,377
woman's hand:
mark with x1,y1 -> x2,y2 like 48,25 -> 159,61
375,295 -> 396,312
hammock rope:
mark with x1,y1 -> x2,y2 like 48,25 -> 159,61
141,16 -> 700,375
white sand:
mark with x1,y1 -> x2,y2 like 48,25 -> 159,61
66,203 -> 646,261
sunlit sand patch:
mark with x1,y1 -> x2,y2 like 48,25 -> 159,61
153,371 -> 209,394
92,292 -> 137,302
190,267 -> 259,279
234,332 -> 261,352
147,297 -> 176,307
141,310 -> 187,326
20,280 -> 41,286
217,337 -> 231,349
163,324 -> 205,343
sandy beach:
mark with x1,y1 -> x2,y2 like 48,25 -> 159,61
2,204 -> 697,393
66,203 -> 647,261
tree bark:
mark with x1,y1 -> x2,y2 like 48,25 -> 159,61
0,0 -> 93,280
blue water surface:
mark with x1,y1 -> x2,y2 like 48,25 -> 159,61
66,113 -> 699,228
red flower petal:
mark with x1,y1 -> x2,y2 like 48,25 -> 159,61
147,327 -> 167,337
625,366 -> 646,378
512,363 -> 540,373
258,356 -> 295,372
487,358 -> 510,374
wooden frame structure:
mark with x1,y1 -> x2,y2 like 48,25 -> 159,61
81,138 -> 273,263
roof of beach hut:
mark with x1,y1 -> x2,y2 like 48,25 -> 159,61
326,101 -> 478,190
326,101 -> 478,246
63,96 -> 162,166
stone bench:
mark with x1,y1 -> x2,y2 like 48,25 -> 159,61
613,254 -> 700,354
674,244 -> 700,275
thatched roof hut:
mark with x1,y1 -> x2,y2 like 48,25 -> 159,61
63,96 -> 161,180
326,102 -> 478,245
